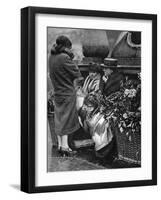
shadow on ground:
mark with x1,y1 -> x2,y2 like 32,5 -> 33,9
48,146 -> 140,172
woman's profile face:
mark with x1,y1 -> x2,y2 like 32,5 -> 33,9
68,45 -> 72,50
65,44 -> 72,50
89,71 -> 97,78
103,68 -> 113,77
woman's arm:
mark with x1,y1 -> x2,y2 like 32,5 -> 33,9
63,55 -> 82,79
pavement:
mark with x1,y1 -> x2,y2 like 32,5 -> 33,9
47,119 -> 140,172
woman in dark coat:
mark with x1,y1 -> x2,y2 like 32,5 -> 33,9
94,60 -> 124,159
49,35 -> 83,156
102,67 -> 123,96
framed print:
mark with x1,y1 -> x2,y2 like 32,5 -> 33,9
21,6 -> 157,193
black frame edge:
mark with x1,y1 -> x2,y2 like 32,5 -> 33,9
32,180 -> 155,193
152,14 -> 157,185
21,7 -> 30,193
21,7 -> 36,193
23,6 -> 157,20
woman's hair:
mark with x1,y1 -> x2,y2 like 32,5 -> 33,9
103,67 -> 118,73
56,35 -> 72,48
89,63 -> 103,75
51,35 -> 73,56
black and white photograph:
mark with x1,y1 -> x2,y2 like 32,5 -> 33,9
47,27 -> 141,172
20,7 -> 157,193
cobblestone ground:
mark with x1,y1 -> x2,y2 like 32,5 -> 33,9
47,119 -> 139,172
47,127 -> 105,172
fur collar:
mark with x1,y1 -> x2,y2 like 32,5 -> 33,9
51,44 -> 74,59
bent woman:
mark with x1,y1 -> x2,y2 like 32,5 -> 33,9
78,60 -> 123,160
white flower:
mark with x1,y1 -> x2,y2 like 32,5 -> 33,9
123,113 -> 128,119
102,75 -> 108,83
124,89 -> 137,98
129,136 -> 132,141
122,121 -> 126,127
120,127 -> 124,133
138,107 -> 141,111
124,89 -> 130,96
130,89 -> 137,97
137,72 -> 141,80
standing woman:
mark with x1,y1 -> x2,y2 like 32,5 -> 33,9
49,35 -> 82,156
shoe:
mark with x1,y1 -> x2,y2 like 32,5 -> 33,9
57,146 -> 62,154
60,147 -> 77,157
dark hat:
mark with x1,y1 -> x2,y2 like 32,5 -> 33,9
88,62 -> 102,73
56,35 -> 72,48
102,58 -> 118,68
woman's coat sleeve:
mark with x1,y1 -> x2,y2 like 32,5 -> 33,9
63,55 -> 82,79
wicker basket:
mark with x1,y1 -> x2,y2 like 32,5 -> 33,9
115,126 -> 141,165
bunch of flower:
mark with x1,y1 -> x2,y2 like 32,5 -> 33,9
86,74 -> 141,141
106,75 -> 141,140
